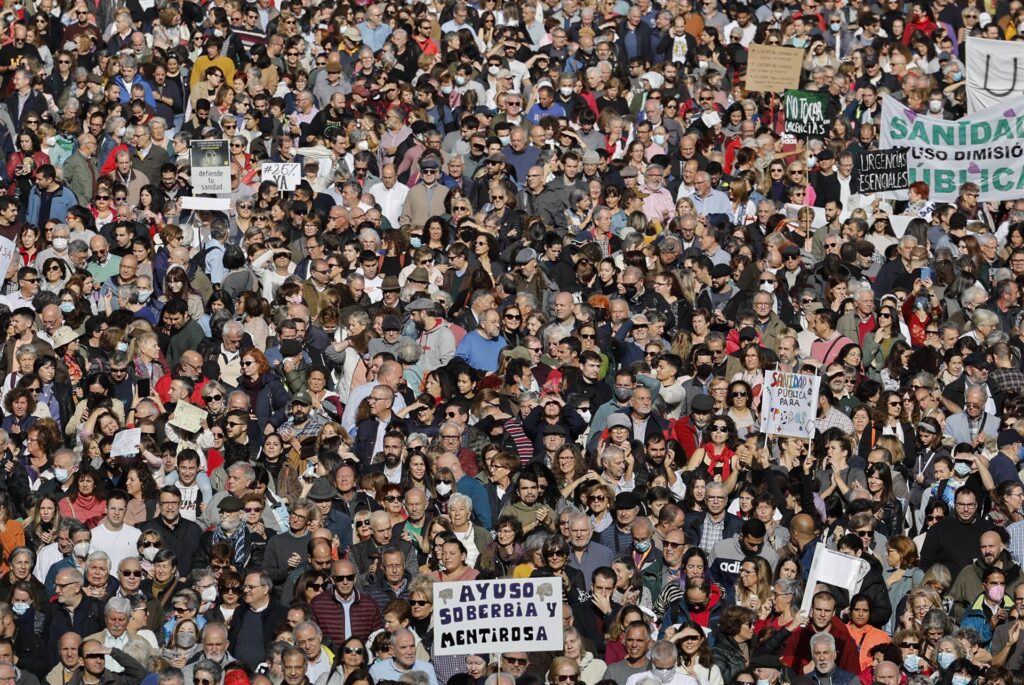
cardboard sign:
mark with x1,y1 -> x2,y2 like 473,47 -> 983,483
433,578 -> 563,655
261,162 -> 301,191
110,428 -> 142,458
784,89 -> 831,138
745,45 -> 804,92
854,148 -> 909,194
169,400 -> 208,433
189,140 -> 231,194
760,370 -> 821,440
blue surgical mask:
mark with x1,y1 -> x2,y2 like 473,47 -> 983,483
830,22 -> 841,30
59,302 -> 75,313
54,467 -> 70,483
11,602 -> 29,616
951,676 -> 971,685
937,652 -> 956,670
903,654 -> 920,673
634,539 -> 652,553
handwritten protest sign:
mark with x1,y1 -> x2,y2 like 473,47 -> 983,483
745,45 -> 803,92
433,578 -> 563,655
854,148 -> 909,194
169,400 -> 208,433
800,545 -> 870,614
261,162 -> 301,191
189,140 -> 231,194
784,90 -> 831,138
0,236 -> 15,283
760,370 -> 821,440
111,428 -> 142,458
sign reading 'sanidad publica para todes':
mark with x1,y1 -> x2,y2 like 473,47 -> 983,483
880,94 -> 1024,202
432,578 -> 563,656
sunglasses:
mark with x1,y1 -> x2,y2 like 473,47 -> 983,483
121,569 -> 143,577
333,574 -> 356,582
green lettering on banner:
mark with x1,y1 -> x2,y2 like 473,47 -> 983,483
972,122 -> 992,145
890,117 -> 907,139
994,168 -> 1013,192
934,125 -> 954,146
936,169 -> 956,193
994,119 -> 1013,142
909,122 -> 930,143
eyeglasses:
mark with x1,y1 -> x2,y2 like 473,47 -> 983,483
504,658 -> 528,665
120,569 -> 143,577
343,647 -> 364,655
205,393 -> 223,402
589,495 -> 606,502
410,599 -> 432,606
384,495 -> 401,502
221,586 -> 241,593
710,425 -> 728,432
333,574 -> 356,582
140,540 -> 162,547
244,506 -> 263,513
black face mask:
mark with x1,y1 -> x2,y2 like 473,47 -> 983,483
696,363 -> 714,378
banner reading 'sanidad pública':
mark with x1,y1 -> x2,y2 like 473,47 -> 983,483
881,95 -> 1024,202
432,578 -> 563,655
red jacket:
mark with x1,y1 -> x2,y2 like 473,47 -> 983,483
783,616 -> 861,674
311,590 -> 383,645
674,416 -> 702,457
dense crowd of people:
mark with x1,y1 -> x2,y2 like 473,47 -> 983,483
0,4 -> 1020,685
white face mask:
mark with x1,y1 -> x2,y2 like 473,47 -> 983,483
652,667 -> 676,684
578,409 -> 592,423
74,541 -> 91,558
698,60 -> 709,69
138,289 -> 152,301
356,140 -> 369,151
929,100 -> 943,113
455,75 -> 466,86
488,65 -> 499,76
559,86 -> 573,97
142,546 -> 158,562
201,585 -> 218,603
760,282 -> 775,293
435,482 -> 452,496
116,126 -> 126,138
52,238 -> 68,251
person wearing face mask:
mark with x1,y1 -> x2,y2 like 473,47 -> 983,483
960,567 -> 1014,649
43,522 -> 92,595
625,640 -> 698,685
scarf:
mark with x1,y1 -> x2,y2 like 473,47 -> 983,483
212,523 -> 249,567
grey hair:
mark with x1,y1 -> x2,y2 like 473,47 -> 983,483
398,673 -> 430,685
395,340 -> 421,365
86,551 -> 110,568
122,639 -> 153,670
105,596 -> 132,616
775,577 -> 803,607
972,308 -> 999,329
448,492 -> 473,514
191,660 -> 222,685
650,640 -> 678,663
809,632 -> 836,652
227,461 -> 256,484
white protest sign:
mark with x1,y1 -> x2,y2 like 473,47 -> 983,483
110,428 -> 142,458
880,95 -> 1024,202
889,215 -> 914,238
0,235 -> 15,283
189,140 -> 231,194
180,196 -> 232,211
432,578 -> 563,655
966,37 -> 1024,113
169,400 -> 208,433
799,545 -> 870,615
261,162 -> 301,191
784,203 -> 827,228
759,370 -> 821,440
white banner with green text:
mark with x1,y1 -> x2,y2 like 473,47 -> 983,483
880,95 -> 1024,202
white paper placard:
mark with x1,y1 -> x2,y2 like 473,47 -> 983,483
111,428 -> 142,458
261,162 -> 301,191
169,400 -> 208,433
180,196 -> 232,211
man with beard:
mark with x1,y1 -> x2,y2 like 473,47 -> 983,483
182,624 -> 235,683
180,98 -> 214,137
607,386 -> 669,445
194,496 -> 263,570
500,469 -> 554,534
407,299 -> 455,373
950,530 -> 1021,618
307,92 -> 347,141
277,391 -> 324,447
262,499 -> 315,588
162,299 -> 205,368
366,431 -> 405,481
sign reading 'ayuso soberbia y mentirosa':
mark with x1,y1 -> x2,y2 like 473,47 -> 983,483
432,578 -> 563,655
